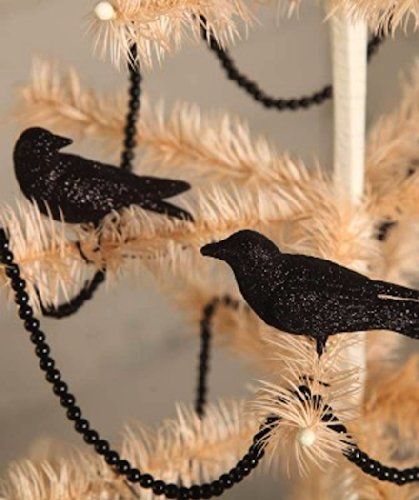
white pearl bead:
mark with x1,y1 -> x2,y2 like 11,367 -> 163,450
297,428 -> 316,447
94,1 -> 116,21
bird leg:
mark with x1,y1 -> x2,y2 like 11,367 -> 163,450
315,335 -> 328,358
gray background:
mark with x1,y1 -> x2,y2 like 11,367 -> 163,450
0,1 -> 417,498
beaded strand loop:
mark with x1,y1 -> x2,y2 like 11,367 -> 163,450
201,18 -> 384,112
0,229 -> 417,497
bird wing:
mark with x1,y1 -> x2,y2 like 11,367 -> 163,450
282,254 -> 373,297
61,153 -> 190,200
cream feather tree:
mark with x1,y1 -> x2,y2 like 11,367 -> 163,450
0,1 -> 418,499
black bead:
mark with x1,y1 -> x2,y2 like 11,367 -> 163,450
94,439 -> 110,455
275,100 -> 285,110
378,468 -> 390,480
53,381 -> 68,395
388,468 -> 400,483
19,304 -> 33,319
188,485 -> 201,499
405,469 -> 416,482
288,99 -> 298,110
127,468 -> 141,483
124,125 -> 136,136
0,230 -> 8,246
129,86 -> 141,98
211,480 -> 224,496
164,484 -> 179,498
45,368 -> 61,383
122,150 -> 134,162
237,460 -> 251,476
219,473 -> 233,489
244,453 -> 258,469
35,342 -> 50,357
124,137 -> 136,149
39,357 -> 55,371
351,448 -> 362,463
139,473 -> 154,488
12,278 -> 26,291
300,97 -> 310,108
2,251 -> 14,264
200,484 -> 212,499
128,99 -> 140,111
116,459 -> 130,475
31,331 -> 46,344
60,394 -> 76,408
6,265 -> 20,279
254,428 -> 270,443
178,486 -> 189,499
152,480 -> 165,495
67,406 -> 82,421
15,291 -> 29,305
25,318 -> 40,332
83,429 -> 99,444
229,467 -> 243,483
75,419 -> 89,433
369,460 -> 381,477
323,86 -> 332,98
105,450 -> 120,465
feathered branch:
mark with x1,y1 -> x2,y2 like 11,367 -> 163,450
0,400 -> 259,499
88,0 -> 253,68
16,58 -> 321,190
276,0 -> 418,33
324,0 -> 418,33
0,179 -> 318,311
366,60 -> 419,221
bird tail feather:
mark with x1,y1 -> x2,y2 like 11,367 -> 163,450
140,200 -> 194,221
136,177 -> 191,199
373,280 -> 419,301
378,299 -> 419,340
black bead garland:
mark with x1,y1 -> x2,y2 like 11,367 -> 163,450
193,289 -> 419,489
0,227 -> 268,499
36,44 -> 142,320
1,230 -> 417,496
120,43 -> 142,173
195,296 -> 242,418
39,270 -> 106,319
200,17 -> 384,112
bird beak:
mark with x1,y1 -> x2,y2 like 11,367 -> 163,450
200,241 -> 225,260
54,134 -> 73,150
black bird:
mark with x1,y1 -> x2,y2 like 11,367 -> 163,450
201,230 -> 419,356
14,127 -> 193,224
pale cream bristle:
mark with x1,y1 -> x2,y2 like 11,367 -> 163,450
87,0 -> 253,68
0,400 -> 259,499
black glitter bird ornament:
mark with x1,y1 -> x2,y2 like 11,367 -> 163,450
14,127 -> 193,224
201,230 -> 419,356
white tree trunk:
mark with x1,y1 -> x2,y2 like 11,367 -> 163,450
330,16 -> 368,388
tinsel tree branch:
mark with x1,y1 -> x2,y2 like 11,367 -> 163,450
88,0 -> 253,68
0,401 -> 259,499
0,177 -> 317,311
279,0 -> 419,33
0,352 -> 416,498
287,355 -> 419,500
16,58 -> 322,190
327,0 -> 419,33
366,60 -> 419,221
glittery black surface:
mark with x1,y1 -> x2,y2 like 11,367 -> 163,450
14,128 -> 192,223
201,230 -> 419,355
